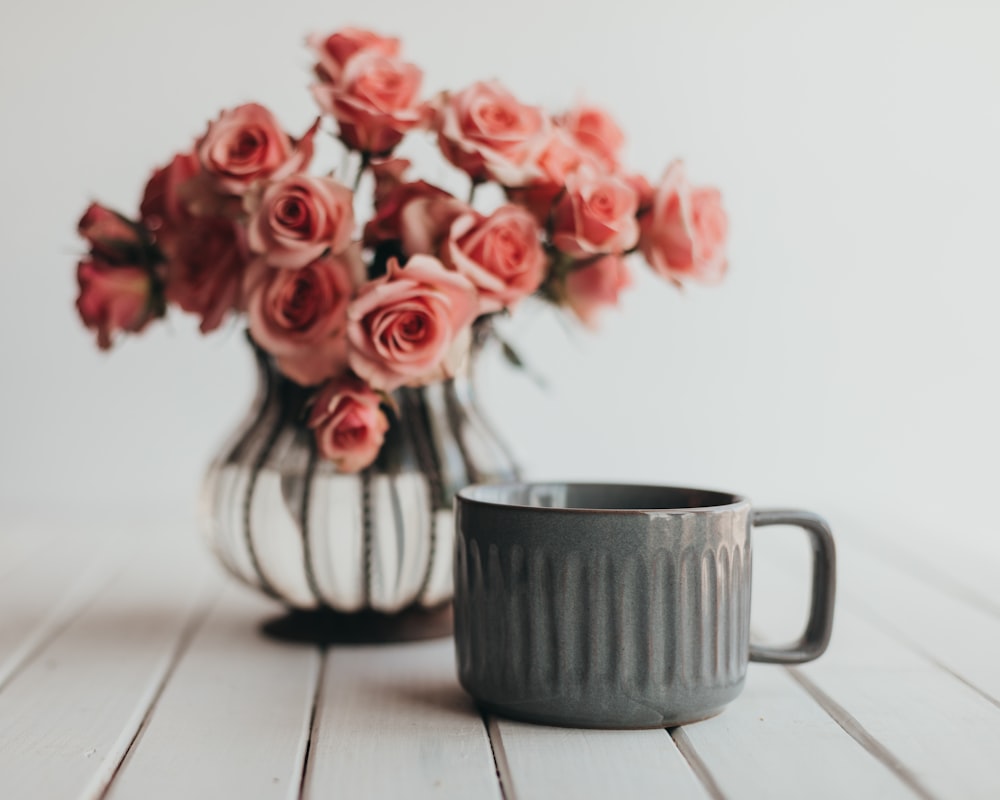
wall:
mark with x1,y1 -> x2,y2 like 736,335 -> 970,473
1,0 -> 997,549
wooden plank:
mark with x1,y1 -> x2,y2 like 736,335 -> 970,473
679,666 -> 918,799
830,538 -> 1000,707
785,649 -> 1000,800
0,532 -> 130,691
0,536 -> 218,800
489,717 -> 709,800
104,586 -> 322,800
752,536 -> 1000,800
760,522 -> 1000,704
303,639 -> 502,800
843,512 -> 1000,619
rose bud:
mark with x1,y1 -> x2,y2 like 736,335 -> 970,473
363,180 -> 457,250
164,217 -> 249,334
308,375 -> 390,473
551,167 -> 640,257
398,192 -> 469,258
77,203 -> 146,264
313,51 -> 426,156
347,255 -> 478,392
639,161 -> 728,285
76,258 -> 159,350
197,104 -> 319,194
140,152 -> 200,239
307,27 -> 400,85
563,255 -> 632,328
506,125 -> 593,221
444,204 -> 546,312
246,251 -> 361,386
369,157 -> 412,206
247,174 -> 355,269
557,104 -> 626,173
436,81 -> 549,186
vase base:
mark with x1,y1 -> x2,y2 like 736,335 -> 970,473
260,603 -> 454,645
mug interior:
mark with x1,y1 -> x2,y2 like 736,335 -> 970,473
459,482 -> 744,512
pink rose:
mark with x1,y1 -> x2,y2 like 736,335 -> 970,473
398,193 -> 468,257
563,255 -> 632,328
165,217 -> 249,334
76,258 -> 158,350
141,152 -> 250,333
308,375 -> 390,473
506,126 -> 592,221
78,203 -> 145,262
347,255 -> 478,391
436,81 -> 548,186
551,168 -> 640,256
307,27 -> 400,84
247,175 -> 355,269
557,105 -> 625,172
313,51 -> 426,155
197,104 -> 318,194
639,161 -> 728,284
140,152 -> 200,239
363,180 -> 459,251
445,205 -> 546,312
246,252 -> 361,386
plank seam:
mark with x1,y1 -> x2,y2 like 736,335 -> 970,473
767,538 -> 1000,719
667,727 -> 727,800
297,646 -> 329,800
87,586 -> 221,800
485,715 -> 512,800
784,667 -> 938,800
847,526 -> 1000,622
924,659 -> 1000,713
847,608 -> 1000,712
0,553 -> 133,695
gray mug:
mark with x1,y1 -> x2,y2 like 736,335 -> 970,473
453,482 -> 836,729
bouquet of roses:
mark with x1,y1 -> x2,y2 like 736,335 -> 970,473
74,26 -> 729,474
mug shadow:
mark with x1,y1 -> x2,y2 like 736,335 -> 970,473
379,679 -> 479,718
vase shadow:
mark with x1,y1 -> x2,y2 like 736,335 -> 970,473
259,603 -> 454,645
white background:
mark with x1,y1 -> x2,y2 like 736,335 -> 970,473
1,0 -> 998,550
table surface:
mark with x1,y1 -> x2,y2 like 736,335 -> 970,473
2,510 -> 999,800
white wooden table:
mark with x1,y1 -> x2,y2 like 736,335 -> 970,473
2,511 -> 998,799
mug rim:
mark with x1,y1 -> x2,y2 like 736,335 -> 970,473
456,481 -> 749,515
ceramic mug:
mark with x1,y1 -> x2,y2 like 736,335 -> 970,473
453,482 -> 836,729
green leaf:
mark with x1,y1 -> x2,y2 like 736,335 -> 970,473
501,341 -> 526,369
497,337 -> 547,390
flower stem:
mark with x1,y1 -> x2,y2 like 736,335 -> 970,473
353,153 -> 370,193
545,186 -> 568,236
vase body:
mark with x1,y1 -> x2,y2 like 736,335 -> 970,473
199,343 -> 519,613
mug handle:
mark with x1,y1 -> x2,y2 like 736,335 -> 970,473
749,509 -> 837,664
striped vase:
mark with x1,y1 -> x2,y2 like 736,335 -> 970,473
199,338 -> 518,614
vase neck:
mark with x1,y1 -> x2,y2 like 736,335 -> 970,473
248,331 -> 483,414
248,339 -> 313,423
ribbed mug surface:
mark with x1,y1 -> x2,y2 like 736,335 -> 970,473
454,484 -> 753,728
